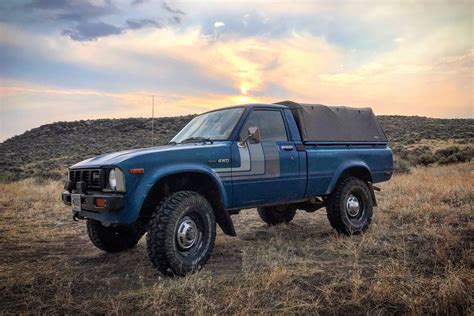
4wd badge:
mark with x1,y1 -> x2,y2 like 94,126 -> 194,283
208,158 -> 230,164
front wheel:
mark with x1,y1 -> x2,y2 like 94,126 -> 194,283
146,191 -> 216,276
326,177 -> 373,235
258,205 -> 297,225
87,219 -> 145,253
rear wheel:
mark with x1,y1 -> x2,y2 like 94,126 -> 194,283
326,177 -> 373,235
146,191 -> 216,276
258,205 -> 297,225
87,219 -> 145,253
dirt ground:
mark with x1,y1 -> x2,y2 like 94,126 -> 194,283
1,163 -> 473,314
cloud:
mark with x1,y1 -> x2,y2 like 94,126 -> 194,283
168,16 -> 182,24
162,2 -> 185,15
61,18 -> 163,41
25,0 -> 117,22
1,0 -> 182,42
214,21 -> 225,28
131,0 -> 148,5
126,19 -> 161,30
394,37 -> 405,43
61,22 -> 123,41
0,24 -> 238,95
313,27 -> 474,117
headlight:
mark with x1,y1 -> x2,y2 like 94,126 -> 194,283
109,169 -> 117,190
108,168 -> 125,192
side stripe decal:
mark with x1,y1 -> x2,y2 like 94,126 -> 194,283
212,146 -> 251,173
213,143 -> 280,180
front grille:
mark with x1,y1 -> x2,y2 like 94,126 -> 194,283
69,169 -> 103,190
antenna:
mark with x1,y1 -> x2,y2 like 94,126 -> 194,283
151,95 -> 155,147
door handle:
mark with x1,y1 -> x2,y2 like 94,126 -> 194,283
281,145 -> 294,151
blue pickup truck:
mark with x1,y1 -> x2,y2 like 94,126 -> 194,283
62,101 -> 393,275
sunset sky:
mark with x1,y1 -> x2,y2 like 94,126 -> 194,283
1,0 -> 473,141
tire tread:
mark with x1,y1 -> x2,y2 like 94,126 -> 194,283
257,206 -> 297,225
146,191 -> 216,276
87,219 -> 143,253
326,176 -> 373,235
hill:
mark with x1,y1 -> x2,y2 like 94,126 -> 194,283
0,115 -> 472,181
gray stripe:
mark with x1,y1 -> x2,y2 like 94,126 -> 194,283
214,146 -> 251,173
214,143 -> 281,180
231,143 -> 280,180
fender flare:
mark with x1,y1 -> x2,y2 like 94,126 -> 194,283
131,164 -> 235,236
325,161 -> 372,195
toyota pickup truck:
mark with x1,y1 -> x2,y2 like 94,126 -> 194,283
62,101 -> 393,276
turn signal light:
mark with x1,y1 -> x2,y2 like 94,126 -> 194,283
95,198 -> 106,208
130,168 -> 145,174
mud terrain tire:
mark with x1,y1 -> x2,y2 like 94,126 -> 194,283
258,205 -> 297,225
146,191 -> 216,276
326,176 -> 373,235
87,219 -> 144,253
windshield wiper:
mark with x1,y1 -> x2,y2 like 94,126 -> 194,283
168,141 -> 177,145
180,137 -> 214,144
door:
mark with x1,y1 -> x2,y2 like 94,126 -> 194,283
231,109 -> 304,208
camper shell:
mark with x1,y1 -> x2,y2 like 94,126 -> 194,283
276,101 -> 388,143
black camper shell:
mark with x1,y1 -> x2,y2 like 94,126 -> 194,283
276,101 -> 388,143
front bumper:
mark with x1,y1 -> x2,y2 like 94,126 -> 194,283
62,191 -> 124,213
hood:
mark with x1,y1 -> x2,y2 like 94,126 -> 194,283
70,143 -> 221,169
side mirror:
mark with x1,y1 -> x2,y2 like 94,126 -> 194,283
239,127 -> 261,146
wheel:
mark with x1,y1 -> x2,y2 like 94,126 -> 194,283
87,219 -> 145,253
257,205 -> 297,225
146,191 -> 216,276
326,177 -> 373,235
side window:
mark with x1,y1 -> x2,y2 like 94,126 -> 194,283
240,110 -> 288,141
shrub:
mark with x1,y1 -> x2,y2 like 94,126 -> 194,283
437,146 -> 473,165
436,146 -> 460,158
0,171 -> 16,182
417,153 -> 438,166
393,157 -> 411,174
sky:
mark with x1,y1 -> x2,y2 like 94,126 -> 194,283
0,0 -> 473,141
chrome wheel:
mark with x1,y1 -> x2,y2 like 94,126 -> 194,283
176,216 -> 201,251
346,194 -> 361,217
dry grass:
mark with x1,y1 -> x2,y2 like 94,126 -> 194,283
1,163 -> 473,314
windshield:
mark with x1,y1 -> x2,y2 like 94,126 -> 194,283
171,107 -> 245,143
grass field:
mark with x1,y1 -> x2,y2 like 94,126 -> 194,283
1,163 -> 472,314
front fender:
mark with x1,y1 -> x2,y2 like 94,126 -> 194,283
125,163 -> 230,224
325,161 -> 371,195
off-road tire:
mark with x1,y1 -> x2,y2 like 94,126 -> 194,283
258,205 -> 297,225
146,191 -> 216,276
326,176 -> 373,235
87,219 -> 145,253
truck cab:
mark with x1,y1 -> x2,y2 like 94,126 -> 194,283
62,101 -> 393,276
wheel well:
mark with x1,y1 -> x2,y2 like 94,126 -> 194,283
340,166 -> 372,183
139,172 -> 221,219
138,172 -> 236,236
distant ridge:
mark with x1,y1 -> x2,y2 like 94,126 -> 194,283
0,115 -> 472,181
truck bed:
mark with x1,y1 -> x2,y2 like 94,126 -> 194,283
303,142 -> 393,197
